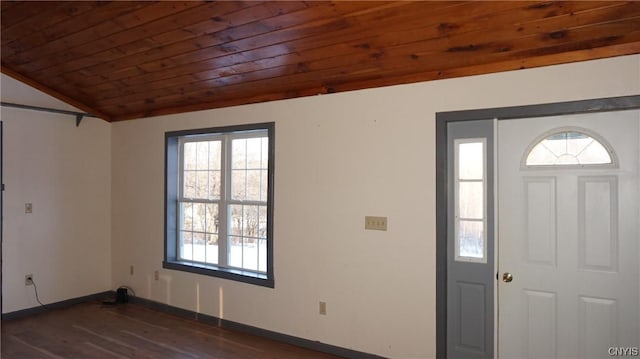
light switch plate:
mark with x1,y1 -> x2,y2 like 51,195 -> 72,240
365,216 -> 387,231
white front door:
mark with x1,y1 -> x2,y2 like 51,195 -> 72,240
498,110 -> 640,358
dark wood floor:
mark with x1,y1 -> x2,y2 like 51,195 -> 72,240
1,301 -> 343,359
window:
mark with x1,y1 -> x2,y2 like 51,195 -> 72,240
454,138 -> 487,263
525,128 -> 614,167
165,123 -> 274,287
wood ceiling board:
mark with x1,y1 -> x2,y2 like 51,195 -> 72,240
3,2 -> 155,64
9,2 -> 207,73
27,2 -> 281,75
2,1 -> 639,122
32,2 -> 377,92
93,7 -> 640,108
79,1 -> 632,94
1,2 -> 97,45
69,2 -> 509,99
68,2 -> 393,79
109,39 -> 640,122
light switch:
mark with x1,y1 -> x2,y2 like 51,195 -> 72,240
25,203 -> 33,214
365,216 -> 387,231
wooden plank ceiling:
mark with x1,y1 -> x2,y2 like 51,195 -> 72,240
2,1 -> 640,122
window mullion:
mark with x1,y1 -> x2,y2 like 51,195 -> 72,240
178,198 -> 218,204
227,199 -> 266,206
218,135 -> 230,267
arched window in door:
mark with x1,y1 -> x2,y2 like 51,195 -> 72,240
524,127 -> 617,167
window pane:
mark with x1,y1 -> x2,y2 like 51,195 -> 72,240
184,142 -> 196,170
184,140 -> 224,199
526,131 -> 612,166
246,170 -> 262,201
196,171 -> 208,198
258,238 -> 267,273
231,170 -> 246,200
227,205 -> 267,271
258,205 -> 267,239
232,138 -> 246,169
183,171 -> 196,198
208,141 -> 221,170
180,231 -> 193,260
208,170 -> 221,199
260,170 -> 268,202
229,204 -> 262,238
205,234 -> 218,265
246,137 -> 262,169
231,136 -> 268,201
242,237 -> 258,271
526,144 -> 557,166
459,181 -> 483,219
261,138 -> 269,167
231,170 -> 267,201
196,142 -> 209,170
542,133 -> 567,157
181,202 -> 218,245
181,203 -> 193,231
230,204 -> 243,236
458,220 -> 484,259
228,235 -> 243,268
566,134 -> 592,156
458,142 -> 483,180
205,204 -> 219,234
242,205 -> 260,238
193,232 -> 206,262
578,140 -> 611,164
192,203 -> 206,232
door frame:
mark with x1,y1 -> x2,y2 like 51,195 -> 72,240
435,95 -> 640,358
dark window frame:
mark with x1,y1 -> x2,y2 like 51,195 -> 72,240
164,122 -> 275,288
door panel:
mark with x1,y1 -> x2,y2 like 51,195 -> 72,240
498,110 -> 639,358
458,281 -> 487,351
578,176 -> 618,271
524,177 -> 557,266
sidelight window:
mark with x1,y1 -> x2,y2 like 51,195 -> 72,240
454,139 -> 487,263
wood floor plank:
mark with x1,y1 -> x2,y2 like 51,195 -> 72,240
1,301 -> 343,359
7,335 -> 65,359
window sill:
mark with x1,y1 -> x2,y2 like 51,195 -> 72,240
163,260 -> 274,288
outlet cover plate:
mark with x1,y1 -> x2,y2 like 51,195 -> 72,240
319,301 -> 327,315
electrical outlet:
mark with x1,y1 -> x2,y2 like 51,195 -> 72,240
365,216 -> 387,231
25,203 -> 33,214
319,301 -> 327,315
25,274 -> 34,286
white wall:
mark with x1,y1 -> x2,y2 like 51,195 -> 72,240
1,74 -> 112,313
110,55 -> 640,358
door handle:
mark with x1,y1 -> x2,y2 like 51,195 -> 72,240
502,272 -> 513,283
